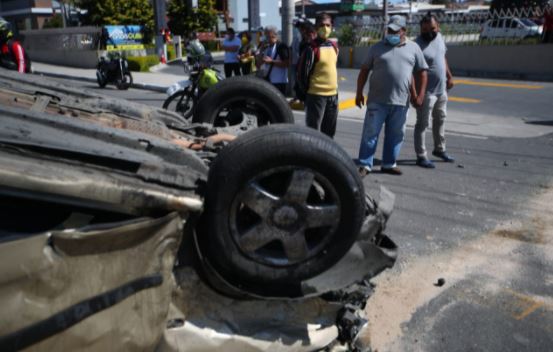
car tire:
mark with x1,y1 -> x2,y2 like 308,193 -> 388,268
198,124 -> 365,296
96,70 -> 107,88
192,76 -> 294,127
116,73 -> 133,90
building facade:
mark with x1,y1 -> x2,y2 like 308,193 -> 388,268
0,0 -> 54,30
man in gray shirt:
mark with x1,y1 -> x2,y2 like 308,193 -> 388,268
355,15 -> 428,175
413,14 -> 455,168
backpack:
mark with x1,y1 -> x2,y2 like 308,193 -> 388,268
295,40 -> 338,101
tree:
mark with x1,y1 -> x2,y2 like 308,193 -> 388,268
43,14 -> 64,29
78,0 -> 154,43
167,0 -> 218,37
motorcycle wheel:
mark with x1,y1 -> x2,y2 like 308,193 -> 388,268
116,73 -> 133,90
162,89 -> 195,120
96,70 -> 107,88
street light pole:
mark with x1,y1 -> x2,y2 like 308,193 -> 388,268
153,0 -> 167,62
281,0 -> 294,47
382,0 -> 388,39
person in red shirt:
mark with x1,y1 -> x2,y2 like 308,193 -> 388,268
0,17 -> 29,73
544,4 -> 553,43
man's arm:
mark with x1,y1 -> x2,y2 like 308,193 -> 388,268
445,57 -> 454,90
222,39 -> 239,52
264,44 -> 289,68
12,42 -> 26,73
414,70 -> 428,107
410,77 -> 418,107
356,67 -> 370,108
297,47 -> 315,92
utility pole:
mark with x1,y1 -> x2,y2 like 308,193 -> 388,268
382,0 -> 388,39
281,0 -> 294,46
153,0 -> 167,62
248,0 -> 260,31
302,0 -> 305,16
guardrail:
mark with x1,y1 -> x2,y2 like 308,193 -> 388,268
354,7 -> 551,46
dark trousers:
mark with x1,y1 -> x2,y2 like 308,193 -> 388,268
273,83 -> 287,96
543,30 -> 553,44
305,94 -> 338,138
224,63 -> 241,78
241,63 -> 252,75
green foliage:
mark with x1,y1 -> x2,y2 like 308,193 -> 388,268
336,23 -> 355,46
167,0 -> 218,37
43,14 -> 64,29
204,40 -> 220,52
79,0 -> 154,43
126,55 -> 160,72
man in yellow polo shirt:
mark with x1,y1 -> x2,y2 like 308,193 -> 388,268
297,13 -> 338,138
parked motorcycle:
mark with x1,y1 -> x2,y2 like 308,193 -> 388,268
163,51 -> 222,120
96,52 -> 133,90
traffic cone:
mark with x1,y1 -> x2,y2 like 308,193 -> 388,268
160,53 -> 166,64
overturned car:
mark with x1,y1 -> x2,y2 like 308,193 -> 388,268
0,70 -> 397,352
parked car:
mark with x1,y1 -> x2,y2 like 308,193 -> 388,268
0,69 -> 397,351
480,17 -> 541,39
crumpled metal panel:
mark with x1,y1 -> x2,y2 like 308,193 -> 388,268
157,268 -> 341,352
0,213 -> 183,351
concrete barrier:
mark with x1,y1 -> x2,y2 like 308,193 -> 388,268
447,44 -> 553,82
338,44 -> 553,81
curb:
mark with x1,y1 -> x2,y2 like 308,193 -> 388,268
33,70 -> 168,93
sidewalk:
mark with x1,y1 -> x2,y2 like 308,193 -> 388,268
32,62 -> 182,92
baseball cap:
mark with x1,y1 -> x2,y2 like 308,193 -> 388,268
387,15 -> 406,31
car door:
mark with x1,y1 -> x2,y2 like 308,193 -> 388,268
502,19 -> 512,38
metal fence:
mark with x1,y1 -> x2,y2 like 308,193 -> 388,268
353,7 -> 549,46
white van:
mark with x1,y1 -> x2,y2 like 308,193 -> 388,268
480,17 -> 541,39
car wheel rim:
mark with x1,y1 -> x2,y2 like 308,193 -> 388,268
213,98 -> 271,127
229,166 -> 341,266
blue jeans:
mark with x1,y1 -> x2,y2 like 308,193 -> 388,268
358,103 -> 409,169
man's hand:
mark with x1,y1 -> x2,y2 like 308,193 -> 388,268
415,94 -> 425,108
410,94 -> 419,107
355,92 -> 365,108
262,56 -> 273,64
446,78 -> 454,90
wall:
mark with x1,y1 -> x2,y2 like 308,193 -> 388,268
338,44 -> 553,82
21,27 -> 101,68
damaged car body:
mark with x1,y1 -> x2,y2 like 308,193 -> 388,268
0,70 -> 397,351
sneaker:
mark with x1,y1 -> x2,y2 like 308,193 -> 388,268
381,167 -> 402,175
416,157 -> 435,169
358,165 -> 372,177
432,150 -> 455,162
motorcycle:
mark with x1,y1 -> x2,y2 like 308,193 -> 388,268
96,52 -> 133,90
163,51 -> 223,120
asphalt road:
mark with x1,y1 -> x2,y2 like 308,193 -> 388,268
51,75 -> 553,352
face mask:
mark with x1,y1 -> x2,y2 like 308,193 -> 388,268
421,31 -> 438,42
385,34 -> 401,46
318,26 -> 332,40
241,37 -> 248,45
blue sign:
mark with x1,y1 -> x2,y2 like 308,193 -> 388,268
104,25 -> 144,50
